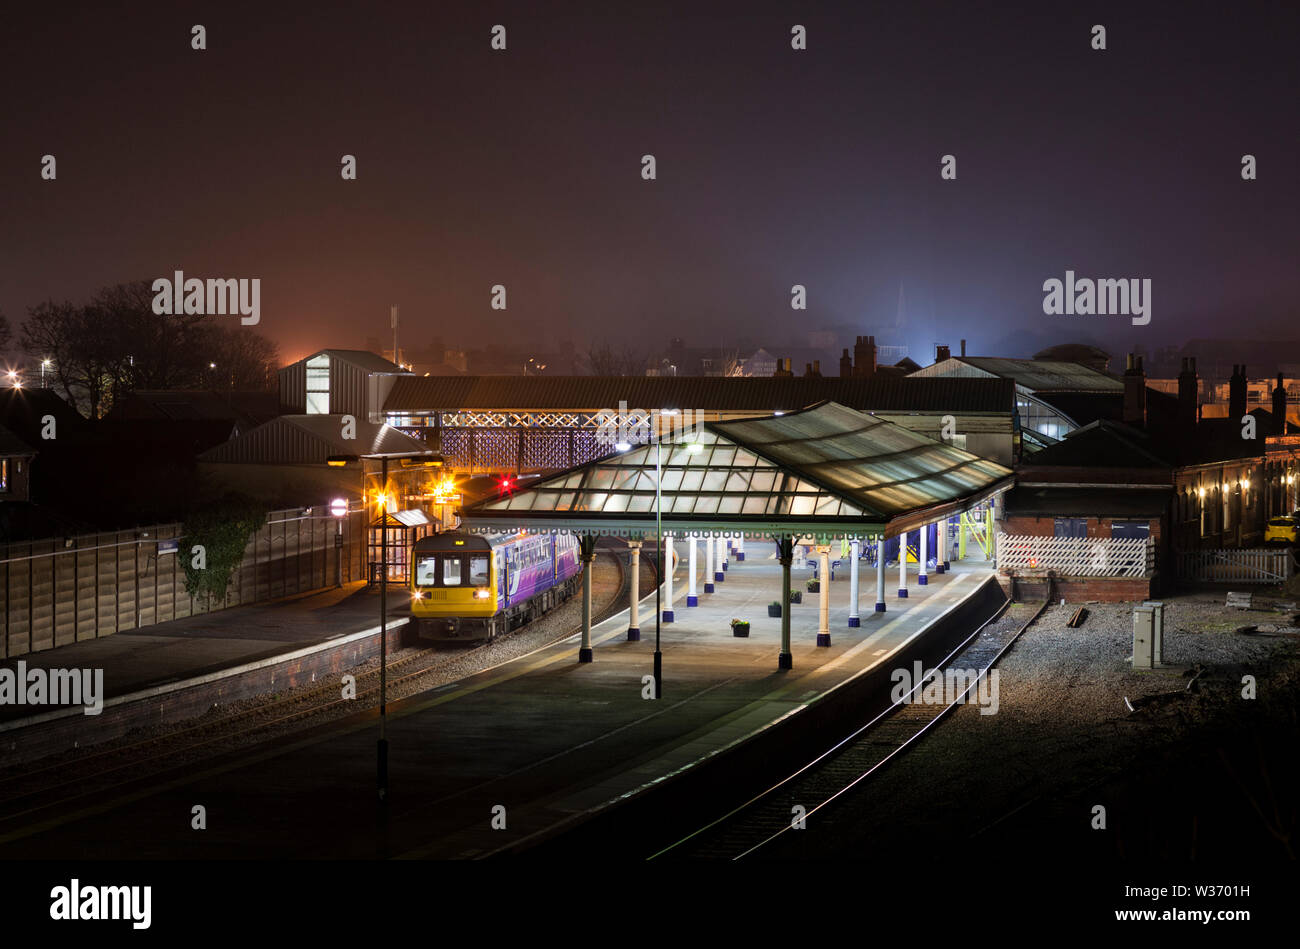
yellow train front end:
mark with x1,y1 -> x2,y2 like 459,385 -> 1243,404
410,532 -> 500,641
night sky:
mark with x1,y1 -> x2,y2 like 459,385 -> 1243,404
3,0 -> 1296,364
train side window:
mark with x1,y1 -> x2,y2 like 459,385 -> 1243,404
469,555 -> 489,585
442,555 -> 464,586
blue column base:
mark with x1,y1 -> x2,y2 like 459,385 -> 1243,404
848,616 -> 860,627
626,626 -> 640,641
874,602 -> 886,612
919,575 -> 928,585
662,610 -> 674,623
722,562 -> 728,571
778,652 -> 793,670
714,572 -> 724,582
816,633 -> 831,647
704,582 -> 715,593
687,595 -> 699,606
935,564 -> 946,574
736,552 -> 745,561
579,647 -> 593,663
943,561 -> 951,570
897,589 -> 909,598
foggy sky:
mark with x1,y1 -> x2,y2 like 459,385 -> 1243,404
2,0 -> 1297,364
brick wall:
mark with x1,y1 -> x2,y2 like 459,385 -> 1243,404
999,574 -> 1152,602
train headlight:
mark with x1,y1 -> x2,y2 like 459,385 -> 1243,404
473,587 -> 491,599
412,591 -> 424,600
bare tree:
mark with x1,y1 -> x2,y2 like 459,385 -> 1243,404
20,280 -> 281,416
584,342 -> 645,376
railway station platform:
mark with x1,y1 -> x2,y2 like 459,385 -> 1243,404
0,583 -> 404,749
0,553 -> 1001,860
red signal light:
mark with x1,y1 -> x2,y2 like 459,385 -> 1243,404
498,476 -> 514,496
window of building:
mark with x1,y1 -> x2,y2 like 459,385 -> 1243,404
0,458 -> 8,492
305,354 -> 330,414
1054,517 -> 1087,538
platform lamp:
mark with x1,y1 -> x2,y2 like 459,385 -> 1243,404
327,444 -> 440,808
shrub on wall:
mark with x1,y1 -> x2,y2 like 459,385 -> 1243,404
180,495 -> 267,605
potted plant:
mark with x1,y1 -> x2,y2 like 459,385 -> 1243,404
767,600 -> 782,618
806,577 -> 820,593
789,589 -> 802,604
730,617 -> 750,637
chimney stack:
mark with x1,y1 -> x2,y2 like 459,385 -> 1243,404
852,335 -> 877,377
839,348 -> 852,378
1274,372 -> 1288,435
1177,357 -> 1199,432
1123,353 -> 1147,427
960,339 -> 966,357
935,344 -> 951,363
774,357 -> 793,377
1229,364 -> 1248,422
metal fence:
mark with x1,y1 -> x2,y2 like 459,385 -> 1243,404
1,507 -> 367,659
1176,548 -> 1295,584
996,533 -> 1154,577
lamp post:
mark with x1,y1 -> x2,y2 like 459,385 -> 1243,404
653,437 -> 662,699
327,444 -> 440,807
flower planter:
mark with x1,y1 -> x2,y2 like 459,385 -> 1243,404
767,604 -> 781,618
807,582 -> 820,593
789,591 -> 802,604
731,622 -> 751,638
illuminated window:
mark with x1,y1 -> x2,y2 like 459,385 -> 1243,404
441,555 -> 463,586
415,556 -> 438,586
469,555 -> 489,585
0,458 -> 7,492
306,354 -> 330,414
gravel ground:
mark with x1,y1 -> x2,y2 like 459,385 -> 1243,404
767,588 -> 1300,860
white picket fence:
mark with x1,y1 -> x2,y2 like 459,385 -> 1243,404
1177,548 -> 1294,584
996,533 -> 1153,577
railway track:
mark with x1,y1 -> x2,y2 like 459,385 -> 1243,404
650,586 -> 1052,861
0,544 -> 640,829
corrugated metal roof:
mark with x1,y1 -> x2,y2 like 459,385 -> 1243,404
383,375 -> 1015,415
198,415 -> 430,464
911,357 -> 1122,393
313,350 -> 406,374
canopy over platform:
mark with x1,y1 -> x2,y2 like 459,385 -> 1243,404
461,402 -> 1013,539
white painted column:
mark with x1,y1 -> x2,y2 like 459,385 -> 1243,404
919,522 -> 928,586
848,538 -> 861,627
875,534 -> 886,612
687,535 -> 698,606
705,536 -> 715,592
627,541 -> 641,640
898,531 -> 909,598
663,533 -> 675,622
736,534 -> 745,561
816,546 -> 831,646
715,533 -> 725,582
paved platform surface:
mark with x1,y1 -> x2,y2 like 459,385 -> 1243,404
0,555 -> 993,859
0,583 -> 393,724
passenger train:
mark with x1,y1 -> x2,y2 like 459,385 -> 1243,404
409,530 -> 583,642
